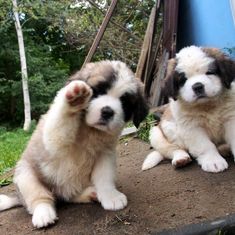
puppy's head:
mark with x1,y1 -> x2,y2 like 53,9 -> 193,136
164,46 -> 235,103
69,61 -> 149,134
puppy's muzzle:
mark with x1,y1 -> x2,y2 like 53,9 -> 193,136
101,106 -> 114,121
192,82 -> 206,98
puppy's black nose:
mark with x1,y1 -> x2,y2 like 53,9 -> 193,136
192,82 -> 204,94
101,106 -> 114,120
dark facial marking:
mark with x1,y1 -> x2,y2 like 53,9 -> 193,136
120,92 -> 136,122
120,90 -> 149,128
215,58 -> 235,89
132,88 -> 149,128
203,48 -> 235,89
163,71 -> 187,100
91,81 -> 112,98
178,72 -> 187,87
206,62 -> 218,75
91,72 -> 117,98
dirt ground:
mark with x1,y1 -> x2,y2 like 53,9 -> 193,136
1,137 -> 235,235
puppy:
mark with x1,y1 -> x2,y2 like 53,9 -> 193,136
0,60 -> 149,228
142,46 -> 235,173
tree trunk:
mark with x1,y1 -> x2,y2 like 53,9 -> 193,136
12,0 -> 31,131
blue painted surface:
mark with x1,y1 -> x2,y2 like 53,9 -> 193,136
177,0 -> 235,57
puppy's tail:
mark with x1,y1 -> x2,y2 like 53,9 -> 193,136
142,151 -> 164,171
0,194 -> 21,211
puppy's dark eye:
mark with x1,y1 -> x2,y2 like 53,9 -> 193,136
206,63 -> 218,75
206,71 -> 216,75
91,81 -> 110,98
178,72 -> 187,87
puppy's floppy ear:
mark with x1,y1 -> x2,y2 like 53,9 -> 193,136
133,82 -> 149,128
203,48 -> 235,89
162,58 -> 179,100
216,57 -> 235,89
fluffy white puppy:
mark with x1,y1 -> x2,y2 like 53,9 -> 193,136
0,60 -> 148,228
142,46 -> 235,173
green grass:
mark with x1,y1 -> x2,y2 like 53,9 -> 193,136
0,127 -> 32,181
124,113 -> 157,142
137,113 -> 156,142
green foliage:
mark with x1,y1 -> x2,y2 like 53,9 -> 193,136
137,113 -> 155,142
0,178 -> 12,187
0,127 -> 32,176
0,0 -> 155,127
124,114 -> 156,142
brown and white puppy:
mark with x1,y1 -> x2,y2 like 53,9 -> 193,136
142,46 -> 235,173
0,61 -> 148,228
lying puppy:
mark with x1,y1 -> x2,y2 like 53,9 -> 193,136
0,61 -> 148,228
142,46 -> 235,173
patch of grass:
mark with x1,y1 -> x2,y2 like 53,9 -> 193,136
0,178 -> 13,187
0,127 -> 32,184
124,114 -> 157,142
137,113 -> 156,142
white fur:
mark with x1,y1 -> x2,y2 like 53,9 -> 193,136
176,46 -> 214,77
91,152 -> 127,210
86,95 -> 125,133
144,46 -> 235,173
171,150 -> 191,167
176,46 -> 223,103
168,94 -> 235,172
142,151 -> 164,171
180,74 -> 223,103
0,195 -> 20,211
109,61 -> 138,97
0,61 -> 146,228
32,203 -> 57,228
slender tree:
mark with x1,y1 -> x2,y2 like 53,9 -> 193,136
12,0 -> 31,131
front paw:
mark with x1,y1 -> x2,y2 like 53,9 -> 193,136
32,203 -> 58,228
197,154 -> 228,173
65,80 -> 92,108
172,155 -> 192,168
98,189 -> 127,211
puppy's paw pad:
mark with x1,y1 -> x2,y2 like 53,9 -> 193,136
172,156 -> 192,168
200,156 -> 228,173
65,81 -> 92,106
32,203 -> 58,228
99,190 -> 127,211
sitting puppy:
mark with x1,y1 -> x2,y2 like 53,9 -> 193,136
142,46 -> 235,173
0,61 -> 148,228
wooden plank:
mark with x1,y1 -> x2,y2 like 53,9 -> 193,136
135,4 -> 155,81
162,0 -> 179,57
149,49 -> 169,107
142,4 -> 158,83
143,0 -> 162,86
82,0 -> 118,67
144,29 -> 163,96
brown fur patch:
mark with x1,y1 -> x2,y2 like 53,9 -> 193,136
69,61 -> 116,87
203,48 -> 235,88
